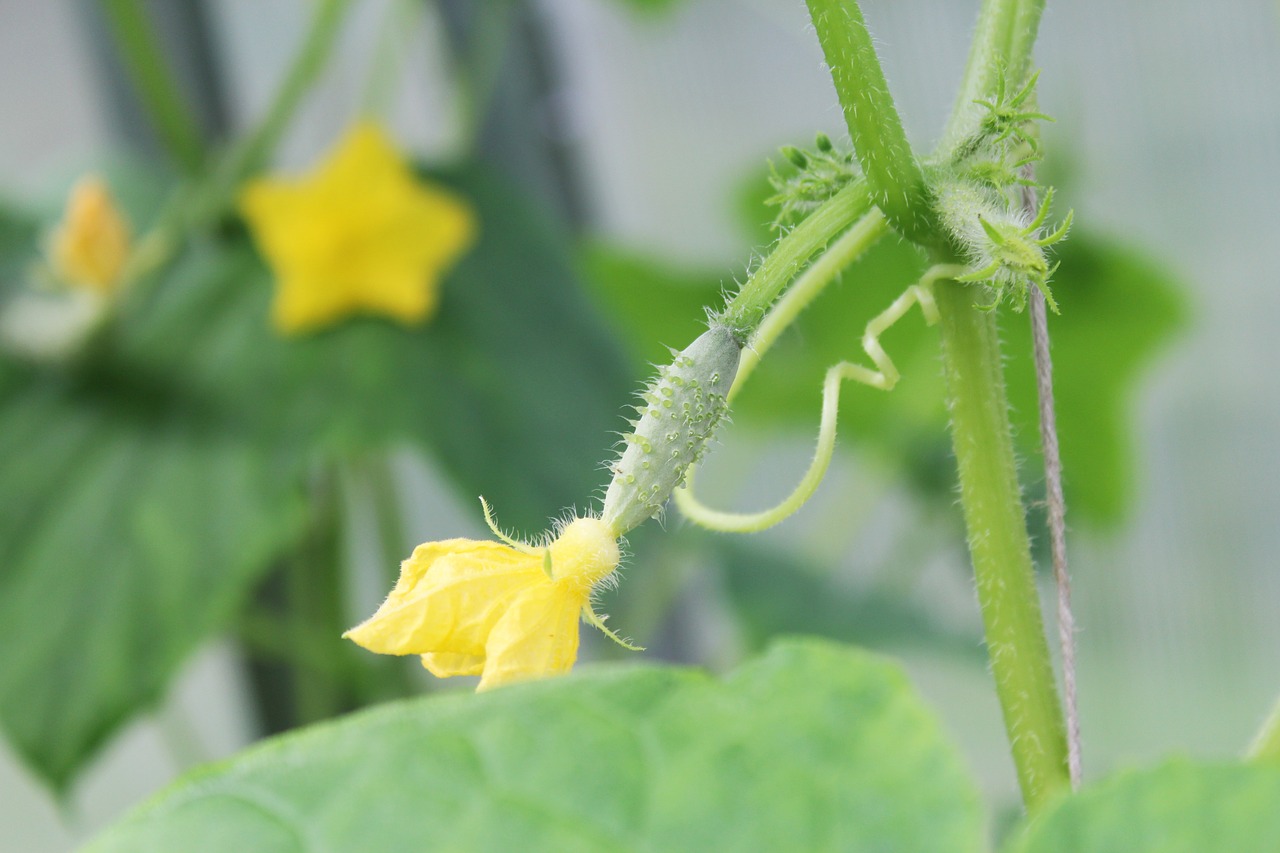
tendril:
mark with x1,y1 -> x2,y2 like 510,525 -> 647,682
673,264 -> 968,533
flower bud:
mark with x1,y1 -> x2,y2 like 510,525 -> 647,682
48,176 -> 131,295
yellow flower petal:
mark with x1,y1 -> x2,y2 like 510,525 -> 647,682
238,122 -> 476,336
477,582 -> 586,691
344,512 -> 627,690
422,652 -> 485,678
48,176 -> 131,295
343,539 -> 540,658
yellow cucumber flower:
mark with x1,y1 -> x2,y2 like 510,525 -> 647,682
239,122 -> 476,335
48,175 -> 131,295
344,509 -> 636,691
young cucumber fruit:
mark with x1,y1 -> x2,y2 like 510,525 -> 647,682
601,324 -> 743,535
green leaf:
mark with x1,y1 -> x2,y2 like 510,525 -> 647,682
1005,760 -> 1280,852
0,365 -> 309,793
131,166 -> 632,532
86,640 -> 985,852
0,166 -> 631,789
578,242 -> 723,370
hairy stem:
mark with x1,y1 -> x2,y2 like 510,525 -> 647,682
938,0 -> 1046,157
719,179 -> 873,336
935,278 -> 1069,812
100,0 -> 206,173
731,209 -> 888,397
289,469 -> 349,724
805,0 -> 933,243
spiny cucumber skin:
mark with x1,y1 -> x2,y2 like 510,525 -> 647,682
601,325 -> 742,535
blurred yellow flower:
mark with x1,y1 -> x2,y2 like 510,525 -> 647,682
239,122 -> 476,335
48,176 -> 131,295
344,514 -> 632,691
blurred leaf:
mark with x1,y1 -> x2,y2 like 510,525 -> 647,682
0,166 -> 631,789
578,242 -> 721,367
1003,238 -> 1188,527
581,229 -> 1186,527
730,237 -> 946,468
610,0 -> 685,13
85,640 -> 984,853
1004,760 -> 1280,852
711,539 -> 983,663
0,201 -> 39,296
0,364 -> 309,792
132,166 -> 632,532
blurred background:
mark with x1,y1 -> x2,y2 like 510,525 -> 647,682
2,0 -> 1279,849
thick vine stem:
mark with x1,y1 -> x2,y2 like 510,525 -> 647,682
805,0 -> 935,244
935,277 -> 1070,812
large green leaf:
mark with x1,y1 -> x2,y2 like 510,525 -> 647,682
0,364 -> 309,792
1005,760 -> 1280,852
0,166 -> 631,790
85,640 -> 985,852
582,230 -> 1186,527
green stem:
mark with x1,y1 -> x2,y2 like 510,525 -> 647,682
365,453 -> 408,572
353,455 -> 418,701
805,0 -> 933,244
220,0 -> 350,184
719,179 -> 873,336
935,278 -> 1069,812
99,0 -> 206,173
731,208 -> 888,399
938,0 -> 1046,155
112,0 -> 349,298
361,0 -> 420,117
1248,696 -> 1280,763
443,0 -> 518,155
288,468 -> 349,724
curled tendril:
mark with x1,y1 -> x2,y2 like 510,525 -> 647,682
674,264 -> 968,533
